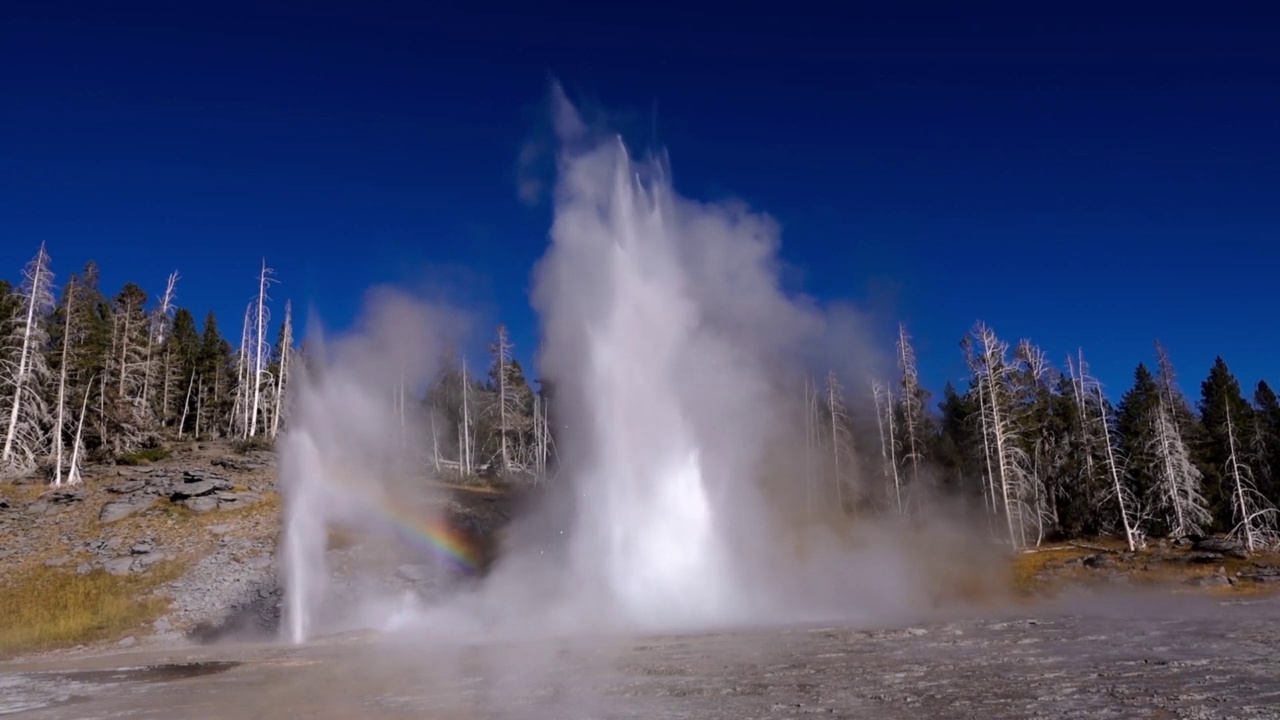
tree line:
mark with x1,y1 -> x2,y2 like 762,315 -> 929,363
826,322 -> 1280,551
0,244 -> 552,488
3,244 -> 1276,550
0,244 -> 293,483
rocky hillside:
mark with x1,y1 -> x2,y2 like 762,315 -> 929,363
0,441 -> 514,657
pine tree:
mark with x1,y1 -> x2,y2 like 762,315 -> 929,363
167,308 -> 201,434
1117,364 -> 1162,506
103,283 -> 155,452
1199,357 -> 1255,531
197,310 -> 234,439
484,325 -> 534,474
1118,363 -> 1208,537
1253,381 -> 1280,505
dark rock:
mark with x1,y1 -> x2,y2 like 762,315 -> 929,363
1239,573 -> 1280,584
1186,574 -> 1230,588
1082,554 -> 1113,569
1193,537 -> 1244,554
100,496 -> 159,523
170,479 -> 229,500
107,480 -> 146,494
45,489 -> 84,504
1186,552 -> 1225,564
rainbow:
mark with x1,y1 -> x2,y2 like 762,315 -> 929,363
320,468 -> 486,574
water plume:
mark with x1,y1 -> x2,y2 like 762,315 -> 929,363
278,288 -> 464,643
512,85 -> 885,631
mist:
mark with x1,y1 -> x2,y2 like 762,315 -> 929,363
277,85 -> 994,646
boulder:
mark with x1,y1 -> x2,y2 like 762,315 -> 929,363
183,496 -> 221,513
103,557 -> 136,576
100,496 -> 159,523
170,479 -> 229,500
107,480 -> 147,494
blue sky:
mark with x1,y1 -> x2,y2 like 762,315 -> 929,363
2,3 -> 1278,404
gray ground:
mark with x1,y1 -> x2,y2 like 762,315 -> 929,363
4,592 -> 1279,719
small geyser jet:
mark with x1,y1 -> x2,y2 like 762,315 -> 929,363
278,289 -> 461,644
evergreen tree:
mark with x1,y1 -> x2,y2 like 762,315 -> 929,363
1116,364 -> 1162,505
1251,380 -> 1280,505
1198,357 -> 1255,531
198,310 -> 235,438
167,308 -> 201,432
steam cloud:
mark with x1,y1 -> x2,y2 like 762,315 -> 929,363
279,85 -> 962,646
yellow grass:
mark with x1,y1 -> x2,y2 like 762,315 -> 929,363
1011,543 -> 1280,598
0,561 -> 186,657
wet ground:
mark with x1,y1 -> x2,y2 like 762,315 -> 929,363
3,592 -> 1279,719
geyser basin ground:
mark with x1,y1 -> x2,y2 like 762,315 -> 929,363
4,596 -> 1279,719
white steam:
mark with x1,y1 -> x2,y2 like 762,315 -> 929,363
279,86 -> 951,646
278,288 -> 464,643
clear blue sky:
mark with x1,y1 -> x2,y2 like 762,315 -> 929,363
2,2 -> 1277,404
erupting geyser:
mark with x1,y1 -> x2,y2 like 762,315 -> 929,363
279,86 -> 897,643
527,88 -> 831,629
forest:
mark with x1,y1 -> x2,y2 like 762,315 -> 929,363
2,243 -> 1277,552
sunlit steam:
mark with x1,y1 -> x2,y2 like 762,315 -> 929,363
278,289 -> 461,643
278,86 -> 949,645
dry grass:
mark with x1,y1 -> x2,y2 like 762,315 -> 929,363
0,560 -> 187,658
1011,543 -> 1280,598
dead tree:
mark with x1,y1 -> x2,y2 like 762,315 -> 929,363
270,300 -> 293,438
824,370 -> 853,512
1,243 -> 55,474
1149,400 -> 1210,537
1095,378 -> 1142,551
247,260 -> 274,438
872,379 -> 903,514
141,271 -> 178,412
1224,403 -> 1280,552
964,323 -> 1033,549
52,278 -> 74,486
896,324 -> 924,492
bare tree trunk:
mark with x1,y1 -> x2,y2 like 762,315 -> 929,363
897,324 -> 923,490
270,301 -> 293,439
825,371 -> 848,512
248,261 -> 273,439
430,408 -> 441,473
68,376 -> 95,486
52,281 -> 74,486
1226,405 -> 1256,553
2,244 -> 53,465
236,304 -> 251,438
804,376 -> 816,515
178,372 -> 196,439
1096,382 -> 1140,552
195,378 -> 204,440
461,358 -> 472,476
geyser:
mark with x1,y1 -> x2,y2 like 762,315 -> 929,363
279,87 -> 923,644
278,289 -> 462,643
525,89 -> 833,630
